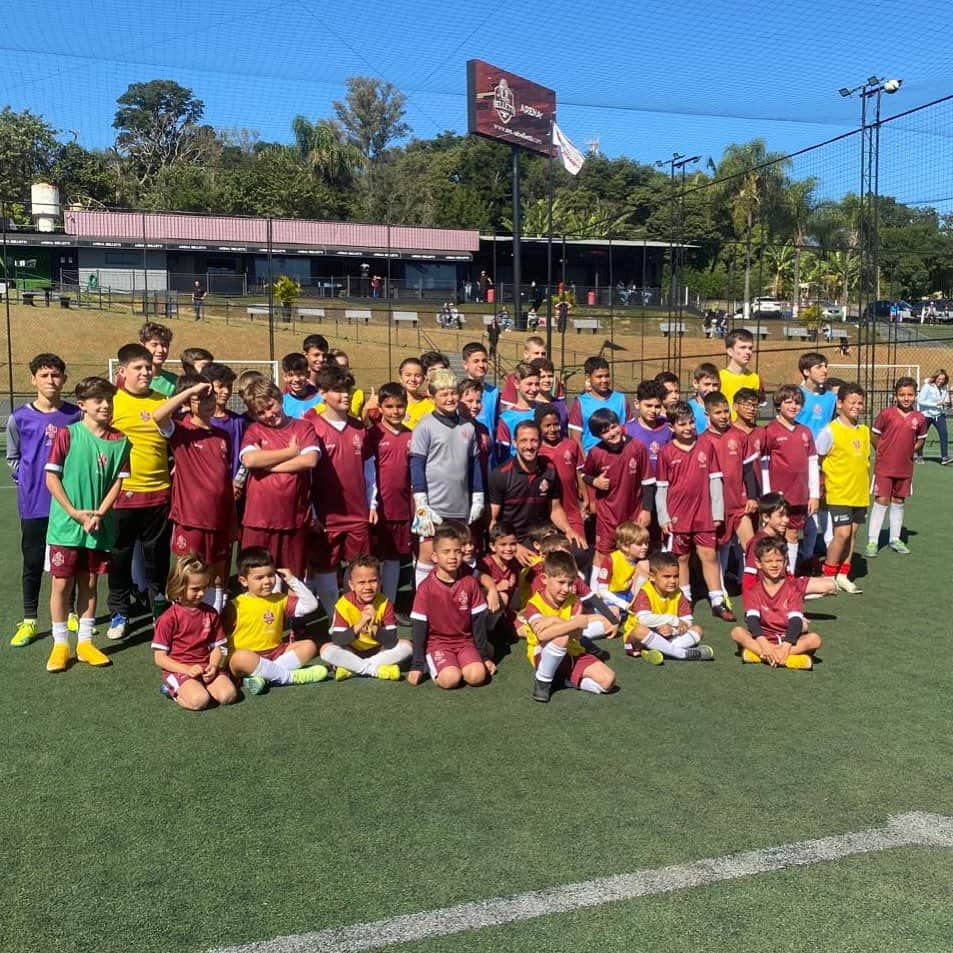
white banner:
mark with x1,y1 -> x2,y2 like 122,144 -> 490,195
552,122 -> 585,176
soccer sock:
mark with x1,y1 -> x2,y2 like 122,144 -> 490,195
786,541 -> 799,574
51,621 -> 69,645
252,657 -> 292,685
641,630 -> 686,658
840,561 -> 852,576
535,642 -> 567,683
77,618 -> 95,643
671,631 -> 700,649
708,588 -> 725,607
369,643 -> 412,671
320,643 -> 372,676
211,586 -> 225,613
314,572 -> 339,620
799,517 -> 818,559
275,651 -> 302,672
822,562 -> 838,577
414,560 -> 433,590
578,676 -> 606,695
380,560 -> 401,605
868,501 -> 888,543
680,584 -> 692,602
889,502 -> 905,541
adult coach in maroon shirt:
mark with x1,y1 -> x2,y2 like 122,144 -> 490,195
488,420 -> 586,565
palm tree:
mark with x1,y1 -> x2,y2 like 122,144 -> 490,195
784,177 -> 817,315
292,116 -> 364,186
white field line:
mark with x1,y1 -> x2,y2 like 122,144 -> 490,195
209,812 -> 953,953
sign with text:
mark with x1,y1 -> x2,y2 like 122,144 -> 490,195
466,59 -> 555,155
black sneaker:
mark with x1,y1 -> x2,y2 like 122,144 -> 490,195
581,636 -> 611,661
532,678 -> 552,703
711,603 -> 736,622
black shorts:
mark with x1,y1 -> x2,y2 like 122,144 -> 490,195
828,505 -> 867,526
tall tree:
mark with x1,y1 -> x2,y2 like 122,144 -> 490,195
332,77 -> 410,162
291,116 -> 363,185
0,107 -> 60,206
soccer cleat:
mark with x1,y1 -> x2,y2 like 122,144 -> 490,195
46,642 -> 70,673
784,653 -> 813,670
942,458 -> 953,466
242,675 -> 269,695
581,637 -> 611,662
76,641 -> 111,667
684,644 -> 715,661
835,574 -> 862,594
711,603 -> 736,622
291,664 -> 329,685
640,648 -> 664,665
106,613 -> 128,640
67,612 -> 79,633
375,664 -> 402,681
888,538 -> 911,555
334,666 -> 355,682
10,619 -> 38,648
864,541 -> 879,558
532,678 -> 553,703
742,648 -> 763,664
915,455 -> 925,464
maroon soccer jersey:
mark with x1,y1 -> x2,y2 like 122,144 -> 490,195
150,603 -> 226,665
744,574 -> 808,642
583,437 -> 653,535
655,439 -> 721,533
700,427 -> 747,515
539,437 -> 586,535
872,406 -> 928,479
477,554 -> 519,592
240,417 -> 319,530
366,421 -> 412,523
760,419 -> 817,506
410,571 -> 487,641
473,419 -> 492,491
307,412 -> 370,532
163,415 -> 234,532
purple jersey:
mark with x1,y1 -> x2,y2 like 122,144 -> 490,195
6,402 -> 82,519
624,418 -> 672,474
210,410 -> 246,478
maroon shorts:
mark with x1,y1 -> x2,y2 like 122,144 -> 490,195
787,505 -> 808,532
48,545 -> 111,579
717,510 -> 746,547
311,525 -> 370,572
873,474 -> 912,500
172,524 -> 231,563
374,520 -> 411,560
594,517 -> 618,556
426,639 -> 483,676
241,526 -> 309,578
533,649 -> 599,688
668,530 -> 717,556
161,669 -> 229,698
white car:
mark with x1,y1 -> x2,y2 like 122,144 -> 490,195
735,297 -> 783,319
819,302 -> 846,321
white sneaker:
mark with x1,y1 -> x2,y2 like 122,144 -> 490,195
106,612 -> 128,640
835,574 -> 862,595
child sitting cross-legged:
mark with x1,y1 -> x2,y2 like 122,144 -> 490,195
321,555 -> 411,681
731,536 -> 825,670
622,551 -> 714,664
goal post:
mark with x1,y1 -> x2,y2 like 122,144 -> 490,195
107,359 -> 280,385
828,363 -> 920,412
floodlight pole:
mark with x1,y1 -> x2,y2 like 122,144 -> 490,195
2,198 -> 13,410
511,145 -> 523,331
545,124 -> 554,358
266,217 -> 275,363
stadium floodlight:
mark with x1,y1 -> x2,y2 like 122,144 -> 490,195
839,87 -> 851,98
883,78 -> 903,93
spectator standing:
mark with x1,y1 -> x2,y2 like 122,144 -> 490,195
916,369 -> 950,464
192,281 -> 206,321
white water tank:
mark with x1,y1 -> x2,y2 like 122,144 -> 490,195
31,182 -> 61,232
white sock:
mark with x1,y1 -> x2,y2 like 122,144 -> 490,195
868,502 -> 888,543
578,676 -> 605,695
381,560 -> 401,605
787,541 -> 799,574
77,618 -> 95,643
51,621 -> 69,645
367,643 -> 412,675
671,631 -> 699,649
680,584 -> 692,602
889,503 -> 905,541
313,572 -> 339,620
275,651 -> 302,672
589,562 -> 602,590
414,560 -> 433,590
321,643 -> 372,675
641,629 -> 687,659
708,588 -> 724,607
211,586 -> 225,613
253,657 -> 292,685
535,642 -> 567,682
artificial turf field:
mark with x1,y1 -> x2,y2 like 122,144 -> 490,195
3,442 -> 953,953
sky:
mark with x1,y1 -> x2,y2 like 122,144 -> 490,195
3,0 -> 953,211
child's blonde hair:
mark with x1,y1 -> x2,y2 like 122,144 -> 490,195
427,368 -> 458,396
166,553 -> 212,603
242,377 -> 282,411
615,521 -> 650,549
538,533 -> 571,555
235,369 -> 265,399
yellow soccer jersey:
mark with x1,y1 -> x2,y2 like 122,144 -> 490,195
719,368 -> 761,420
227,592 -> 289,654
517,554 -> 543,605
821,419 -> 871,507
331,591 -> 395,652
404,396 -> 434,430
111,388 -> 171,493
518,591 -> 586,663
605,550 -> 638,595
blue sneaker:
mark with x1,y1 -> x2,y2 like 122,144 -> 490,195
106,613 -> 128,640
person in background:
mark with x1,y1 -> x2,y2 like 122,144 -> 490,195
916,368 -> 950,464
192,281 -> 207,320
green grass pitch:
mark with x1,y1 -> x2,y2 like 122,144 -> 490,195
3,441 -> 953,953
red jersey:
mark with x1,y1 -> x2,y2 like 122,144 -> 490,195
473,419 -> 492,493
760,419 -> 817,506
872,406 -> 928,479
150,603 -> 226,665
163,415 -> 234,532
240,417 -> 318,531
744,574 -> 808,642
411,571 -> 487,641
539,437 -> 586,535
477,554 -> 519,592
700,427 -> 748,515
742,529 -> 789,593
583,437 -> 653,529
365,422 -> 412,523
307,412 -> 370,531
655,439 -> 722,532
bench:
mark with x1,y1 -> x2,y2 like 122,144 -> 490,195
58,295 -> 72,309
783,326 -> 811,340
247,306 -> 271,320
22,292 -> 36,306
345,308 -> 372,325
829,328 -> 850,340
659,321 -> 685,337
752,325 -> 770,337
573,318 -> 601,334
296,307 -> 325,322
393,311 -> 419,326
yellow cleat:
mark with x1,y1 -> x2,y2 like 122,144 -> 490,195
640,649 -> 664,665
334,666 -> 354,682
76,641 -> 111,667
784,653 -> 813,671
291,664 -> 328,685
46,642 -> 71,672
67,612 -> 79,633
375,663 -> 402,681
742,648 -> 764,664
11,620 -> 38,648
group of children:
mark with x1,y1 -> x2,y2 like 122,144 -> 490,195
7,321 -> 931,706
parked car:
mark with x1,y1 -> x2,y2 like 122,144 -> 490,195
734,296 -> 783,320
817,302 -> 846,321
862,299 -> 911,321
